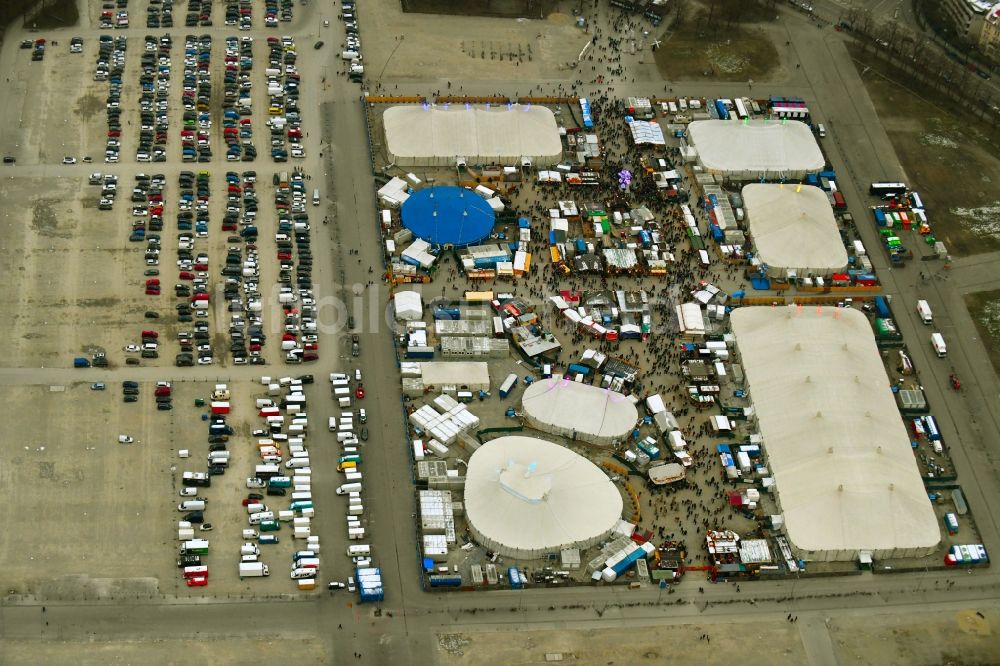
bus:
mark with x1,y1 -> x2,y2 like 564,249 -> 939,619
869,182 -> 907,198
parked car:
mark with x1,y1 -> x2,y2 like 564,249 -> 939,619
91,383 -> 106,390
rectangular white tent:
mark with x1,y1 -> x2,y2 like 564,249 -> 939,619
384,104 -> 564,167
730,306 -> 940,562
687,119 -> 824,179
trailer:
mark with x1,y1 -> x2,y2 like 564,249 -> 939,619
498,373 -> 518,399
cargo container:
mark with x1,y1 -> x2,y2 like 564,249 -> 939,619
429,574 -> 462,587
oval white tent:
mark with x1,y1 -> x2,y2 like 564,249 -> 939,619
464,436 -> 623,559
521,378 -> 638,446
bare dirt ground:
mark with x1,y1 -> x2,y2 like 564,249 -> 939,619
1,637 -> 327,664
829,607 -> 1000,666
963,289 -> 1000,377
436,607 -> 1000,666
358,0 -> 658,83
850,46 -> 1000,258
653,15 -> 784,83
436,622 -> 808,666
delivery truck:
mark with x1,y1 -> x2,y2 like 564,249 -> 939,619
239,562 -> 270,578
931,332 -> 947,357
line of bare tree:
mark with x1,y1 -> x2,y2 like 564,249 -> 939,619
843,4 -> 1000,131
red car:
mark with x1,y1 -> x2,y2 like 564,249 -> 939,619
154,386 -> 171,397
179,271 -> 195,280
145,278 -> 160,286
186,576 -> 208,587
355,386 -> 365,399
141,330 -> 159,338
302,352 -> 318,362
145,288 -> 161,295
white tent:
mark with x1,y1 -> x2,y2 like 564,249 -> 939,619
687,120 -> 824,179
730,306 -> 940,562
394,291 -> 423,321
675,302 -> 706,337
742,183 -> 848,277
521,378 -> 638,446
383,104 -> 564,167
464,436 -> 623,559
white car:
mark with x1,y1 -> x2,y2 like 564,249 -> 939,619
180,487 -> 198,497
197,356 -> 213,365
63,156 -> 77,165
123,344 -> 141,352
246,477 -> 266,489
327,581 -> 345,589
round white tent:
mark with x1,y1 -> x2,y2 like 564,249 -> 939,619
464,436 -> 623,559
521,378 -> 638,446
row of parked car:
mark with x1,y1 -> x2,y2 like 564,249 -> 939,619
99,0 -> 130,30
340,0 -> 363,83
265,36 -> 306,162
242,377 -> 323,586
264,0 -> 295,28
175,169 -> 214,366
221,36 -> 257,162
275,169 -> 318,364
180,34 -> 213,163
185,0 -> 213,27
95,35 -> 127,164
146,0 -> 174,28
136,35 -> 172,163
225,0 -> 253,30
175,385 -> 238,588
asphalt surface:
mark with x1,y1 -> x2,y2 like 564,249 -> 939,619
2,0 -> 1000,664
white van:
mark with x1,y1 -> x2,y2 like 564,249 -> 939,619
344,471 -> 362,482
347,544 -> 371,557
178,500 -> 206,511
817,123 -> 826,138
917,300 -> 933,324
286,457 -> 311,468
336,482 -> 362,495
246,503 -> 267,515
338,397 -> 352,408
248,511 -> 275,524
292,491 -> 312,501
313,188 -> 320,206
931,332 -> 947,357
334,387 -> 350,398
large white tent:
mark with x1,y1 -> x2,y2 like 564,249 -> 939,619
419,362 -> 490,392
688,120 -> 824,179
393,290 -> 423,321
730,306 -> 940,562
742,183 -> 848,277
521,378 -> 638,446
464,436 -> 623,559
383,104 -> 564,167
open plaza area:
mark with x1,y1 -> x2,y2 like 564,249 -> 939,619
1,0 -> 1000,663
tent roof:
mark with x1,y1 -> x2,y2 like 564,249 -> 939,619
464,436 -> 623,558
742,183 -> 848,272
688,120 -> 824,176
730,307 -> 940,559
521,378 -> 638,446
384,104 -> 563,166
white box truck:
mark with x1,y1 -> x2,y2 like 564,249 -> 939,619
931,332 -> 947,357
917,300 -> 933,324
239,562 -> 270,578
